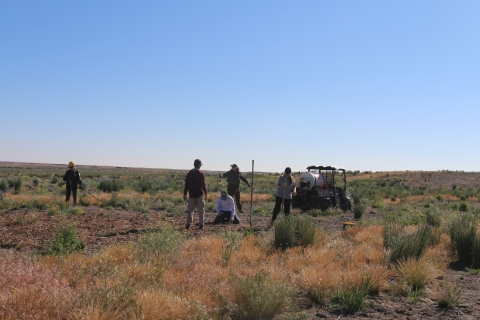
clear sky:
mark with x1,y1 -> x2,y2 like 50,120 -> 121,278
1,1 -> 479,172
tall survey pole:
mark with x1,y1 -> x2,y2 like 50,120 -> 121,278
250,160 -> 254,228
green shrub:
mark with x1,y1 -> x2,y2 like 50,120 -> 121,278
44,224 -> 84,256
50,176 -> 59,184
101,193 -> 124,208
295,215 -> 316,246
333,276 -> 371,314
274,216 -> 316,250
387,225 -> 433,264
33,177 -> 40,186
233,274 -> 291,319
0,179 -> 7,192
137,223 -> 185,260
425,211 -> 441,227
437,280 -> 462,308
472,234 -> 480,269
8,178 -> 22,193
274,217 -> 296,250
459,202 -> 468,212
98,179 -> 125,192
436,194 -> 443,201
448,215 -> 476,264
353,195 -> 365,219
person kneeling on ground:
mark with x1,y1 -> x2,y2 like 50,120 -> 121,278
213,191 -> 240,224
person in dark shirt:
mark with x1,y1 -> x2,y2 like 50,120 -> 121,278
63,161 -> 82,206
220,164 -> 251,213
183,159 -> 207,230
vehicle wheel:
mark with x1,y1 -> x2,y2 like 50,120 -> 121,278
320,201 -> 329,212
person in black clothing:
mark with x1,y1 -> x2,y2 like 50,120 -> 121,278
63,161 -> 82,206
219,164 -> 251,213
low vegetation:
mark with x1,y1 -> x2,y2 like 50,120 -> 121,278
1,164 -> 480,318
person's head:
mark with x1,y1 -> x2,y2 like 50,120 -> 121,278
68,161 -> 75,170
194,159 -> 202,169
221,191 -> 227,200
284,167 -> 292,176
230,164 -> 239,171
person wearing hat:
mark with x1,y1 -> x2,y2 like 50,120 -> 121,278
271,167 -> 296,226
183,159 -> 207,230
219,164 -> 251,213
213,191 -> 240,224
63,161 -> 82,206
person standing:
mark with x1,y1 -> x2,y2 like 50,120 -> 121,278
183,159 -> 207,230
220,164 -> 251,213
271,167 -> 296,226
63,161 -> 82,206
213,191 -> 240,224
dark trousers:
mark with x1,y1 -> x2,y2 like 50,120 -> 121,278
66,185 -> 78,205
272,196 -> 291,221
213,211 -> 240,224
227,184 -> 242,211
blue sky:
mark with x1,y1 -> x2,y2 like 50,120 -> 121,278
1,1 -> 479,172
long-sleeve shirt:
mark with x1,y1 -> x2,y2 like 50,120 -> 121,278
216,195 -> 236,218
221,170 -> 249,186
184,168 -> 207,198
63,169 -> 81,188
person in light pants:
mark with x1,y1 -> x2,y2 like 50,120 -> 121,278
213,191 -> 240,224
183,159 -> 207,230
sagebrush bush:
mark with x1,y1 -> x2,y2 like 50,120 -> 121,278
50,176 -> 59,184
353,195 -> 365,219
233,273 -> 291,319
448,214 -> 476,264
0,179 -> 7,192
98,179 -> 124,192
33,178 -> 40,186
425,211 -> 441,227
274,217 -> 296,250
459,202 -> 468,212
295,215 -> 316,246
274,216 -> 316,250
44,224 -> 84,256
472,234 -> 480,269
8,178 -> 22,193
137,223 -> 186,260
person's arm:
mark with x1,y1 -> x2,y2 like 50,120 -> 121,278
221,171 -> 229,178
183,173 -> 189,200
215,197 -> 221,213
240,174 -> 250,186
278,176 -> 285,188
63,171 -> 68,181
77,172 -> 82,187
201,172 -> 207,196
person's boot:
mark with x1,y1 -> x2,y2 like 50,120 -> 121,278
185,224 -> 190,230
199,225 -> 204,230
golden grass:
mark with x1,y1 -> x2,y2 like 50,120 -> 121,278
0,224 -> 454,319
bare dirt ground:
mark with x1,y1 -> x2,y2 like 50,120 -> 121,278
1,206 -> 479,319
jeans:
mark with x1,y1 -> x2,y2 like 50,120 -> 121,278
272,196 -> 291,221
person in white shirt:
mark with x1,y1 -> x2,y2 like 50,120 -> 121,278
214,191 -> 240,224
